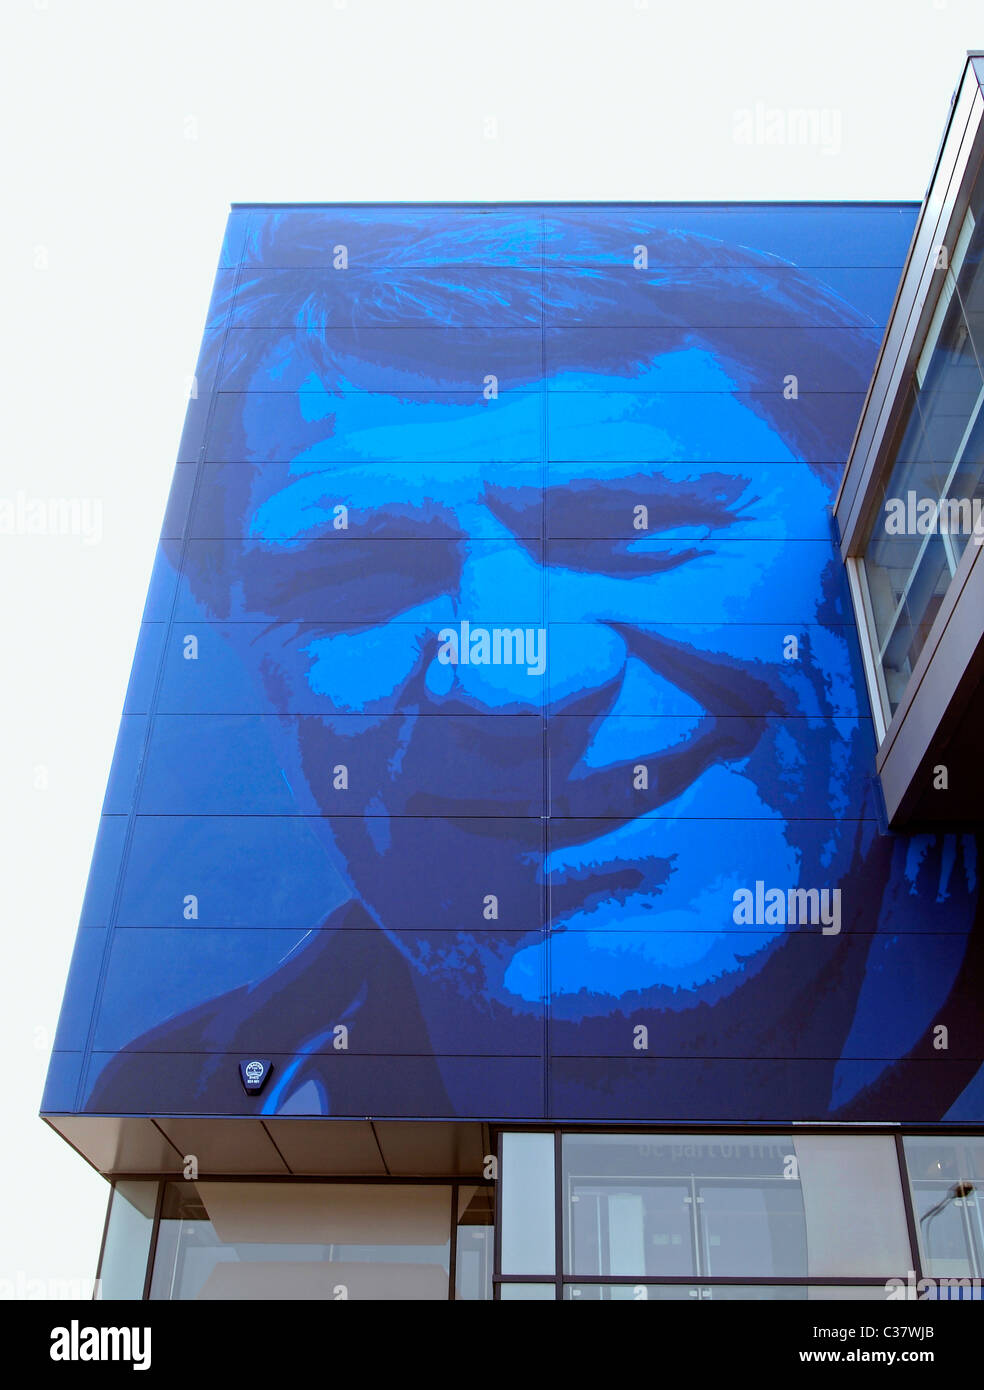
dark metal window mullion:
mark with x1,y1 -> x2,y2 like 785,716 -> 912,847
895,1132 -> 923,1287
448,1183 -> 457,1301
492,1131 -> 503,1299
92,1182 -> 114,1299
141,1180 -> 165,1302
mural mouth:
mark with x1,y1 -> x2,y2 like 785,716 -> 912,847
547,860 -> 672,923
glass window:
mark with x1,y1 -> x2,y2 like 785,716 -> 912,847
567,1283 -> 688,1300
860,161 -> 984,722
794,1136 -> 912,1277
904,1136 -> 984,1281
455,1186 -> 494,1300
565,1284 -> 893,1300
562,1134 -> 911,1279
500,1132 -> 555,1276
149,1182 -> 451,1300
97,1181 -> 157,1300
499,1282 -> 556,1299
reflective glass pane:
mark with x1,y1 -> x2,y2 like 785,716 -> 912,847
563,1134 -> 911,1278
149,1182 -> 451,1300
945,406 -> 984,566
699,1181 -> 806,1276
455,1186 -> 494,1300
499,1282 -> 556,1299
904,1136 -> 984,1281
794,1136 -> 912,1277
567,1282 -> 693,1300
860,160 -> 984,720
97,1181 -> 157,1300
500,1133 -> 556,1276
565,1284 -> 893,1300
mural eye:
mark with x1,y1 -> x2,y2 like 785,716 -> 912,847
546,537 -> 710,579
535,474 -> 743,577
235,537 -> 465,626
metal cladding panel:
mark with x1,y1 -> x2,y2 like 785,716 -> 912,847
44,202 -> 984,1126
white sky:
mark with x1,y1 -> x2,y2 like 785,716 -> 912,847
1,0 -> 980,1297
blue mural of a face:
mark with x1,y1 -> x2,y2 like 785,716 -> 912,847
77,208 -> 983,1123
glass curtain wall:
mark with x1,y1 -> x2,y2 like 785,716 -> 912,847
498,1131 -> 926,1300
93,1134 -> 984,1300
860,161 -> 984,718
97,1179 -> 493,1301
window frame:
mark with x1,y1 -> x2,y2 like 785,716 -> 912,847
95,1173 -> 494,1302
493,1126 -> 984,1301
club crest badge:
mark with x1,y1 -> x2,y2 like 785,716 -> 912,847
239,1059 -> 273,1095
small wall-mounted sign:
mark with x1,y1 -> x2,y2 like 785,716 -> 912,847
239,1059 -> 273,1096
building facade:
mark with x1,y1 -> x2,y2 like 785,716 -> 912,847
43,56 -> 984,1300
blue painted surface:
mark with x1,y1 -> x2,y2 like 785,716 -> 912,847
44,203 -> 984,1122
